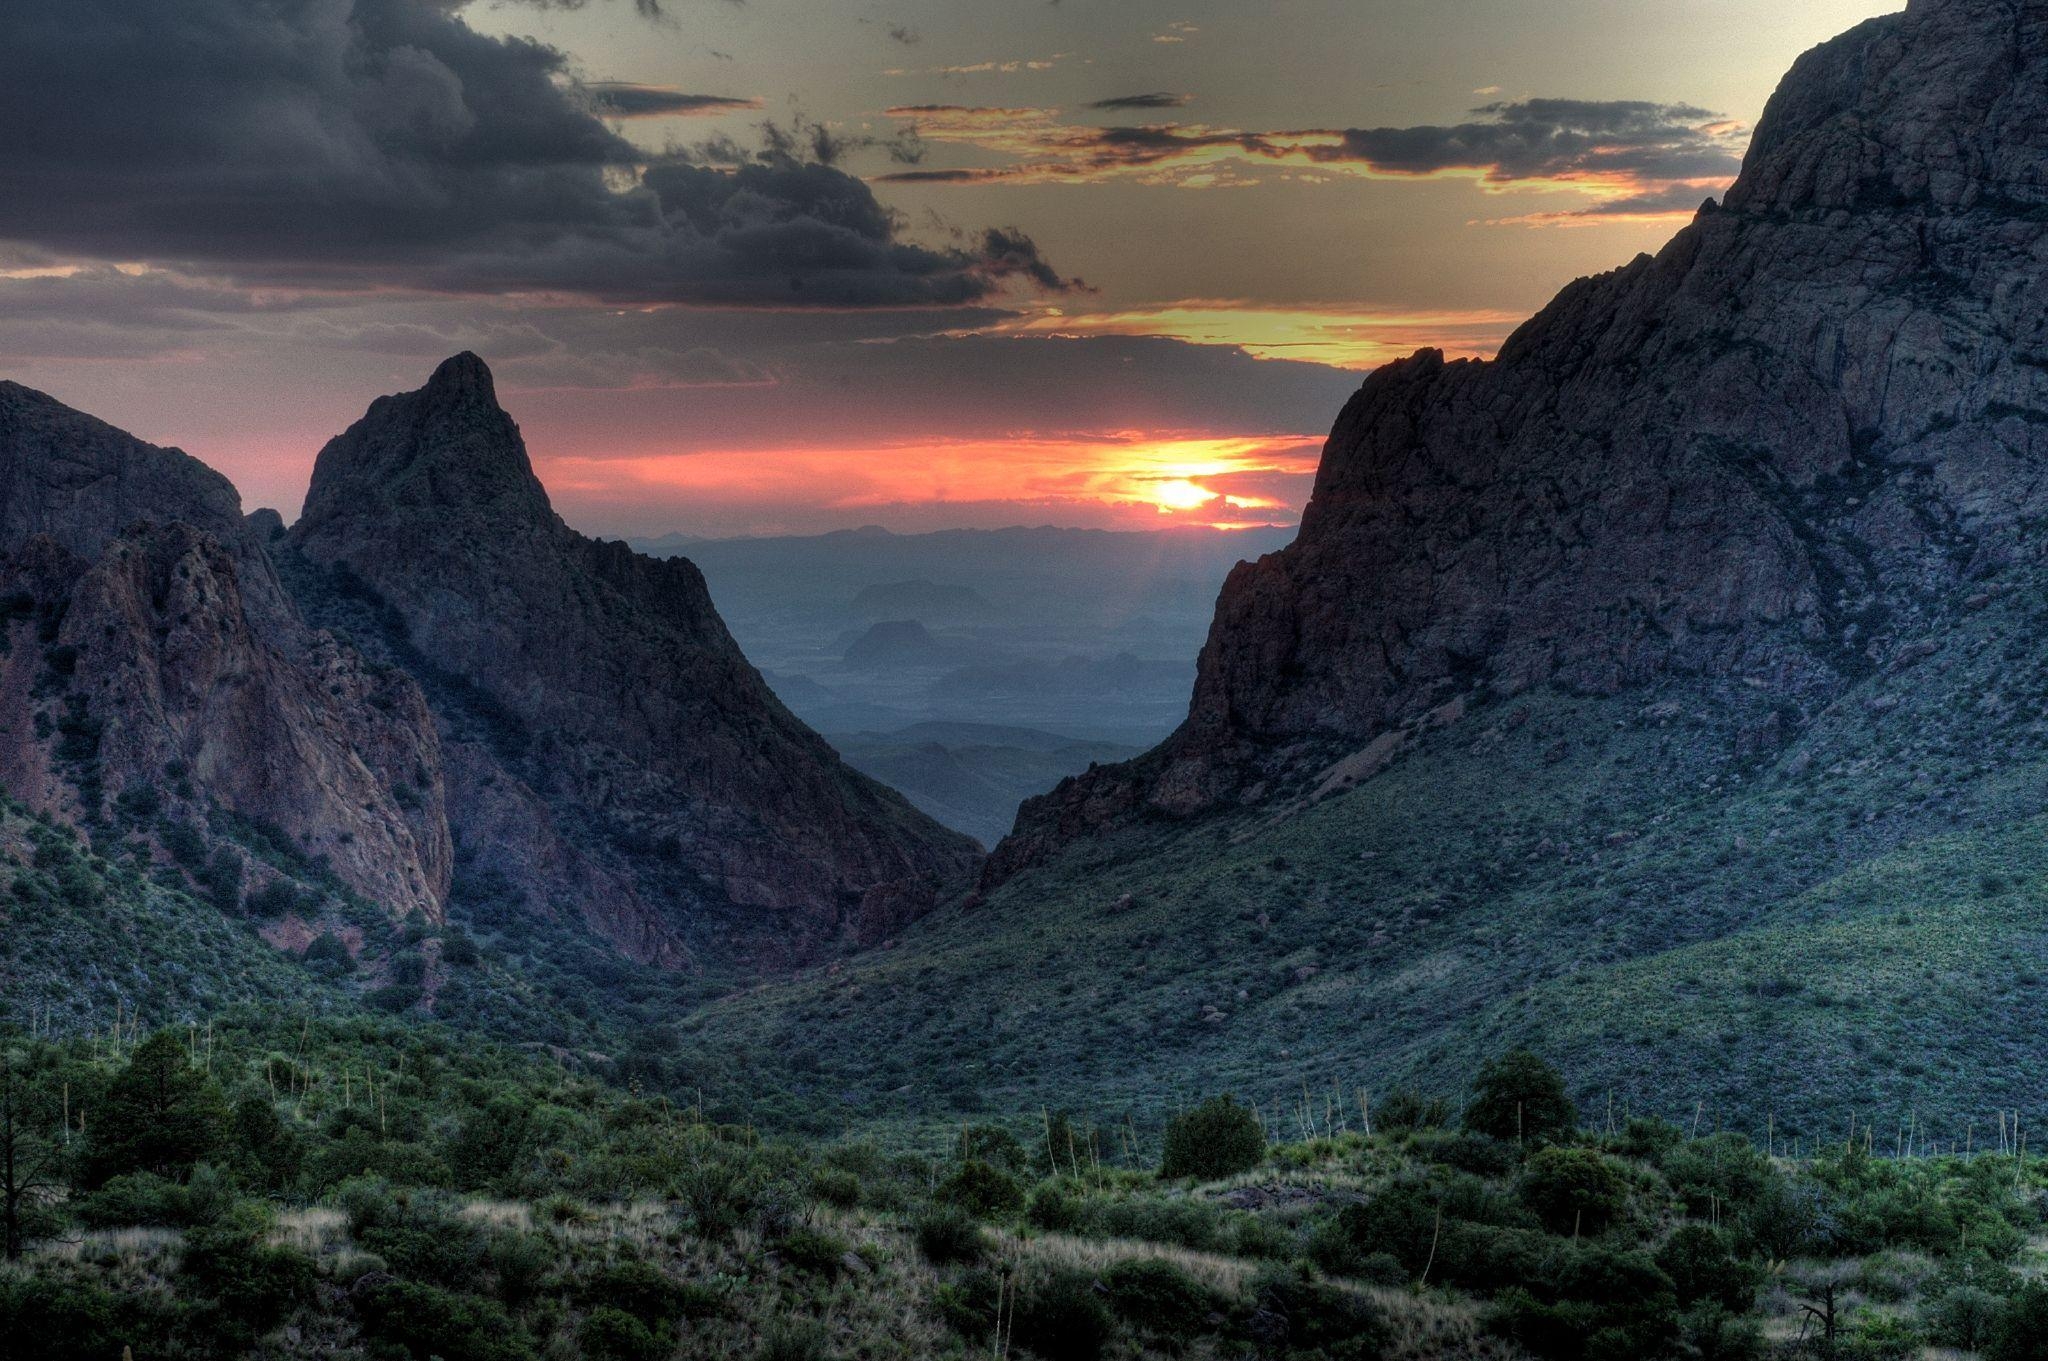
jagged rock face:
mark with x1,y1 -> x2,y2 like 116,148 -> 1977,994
0,525 -> 451,919
993,0 -> 2048,880
291,353 -> 978,964
0,380 -> 294,628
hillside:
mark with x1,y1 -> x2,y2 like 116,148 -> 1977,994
679,0 -> 2048,1141
9,1013 -> 2048,1361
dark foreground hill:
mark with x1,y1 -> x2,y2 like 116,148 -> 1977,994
680,0 -> 2048,1140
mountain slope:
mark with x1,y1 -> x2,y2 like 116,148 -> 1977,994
679,0 -> 2048,1137
995,0 -> 2048,878
286,354 -> 979,968
0,381 -> 452,926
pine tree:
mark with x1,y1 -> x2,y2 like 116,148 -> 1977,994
0,1048 -> 62,1260
82,1029 -> 231,1187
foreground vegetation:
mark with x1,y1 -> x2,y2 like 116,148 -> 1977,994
5,1019 -> 2048,1360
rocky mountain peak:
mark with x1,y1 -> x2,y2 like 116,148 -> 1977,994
296,351 -> 555,542
1727,0 -> 2048,216
990,0 -> 2048,882
287,356 -> 979,966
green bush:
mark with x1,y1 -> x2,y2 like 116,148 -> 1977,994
1101,1259 -> 1221,1337
933,1269 -> 1001,1340
579,1305 -> 666,1361
1376,1088 -> 1452,1130
1519,1147 -> 1630,1236
915,1206 -> 987,1264
353,1279 -> 536,1361
177,1221 -> 317,1350
809,1167 -> 861,1209
74,1169 -> 225,1228
1246,1267 -> 1391,1360
1463,1050 -> 1577,1144
757,1317 -> 834,1361
1987,1282 -> 2048,1361
0,1274 -> 154,1361
1676,1303 -> 1767,1361
1923,1284 -> 2003,1352
1012,1268 -> 1115,1361
487,1231 -> 557,1307
778,1225 -> 853,1276
581,1260 -> 683,1327
1026,1184 -> 1081,1232
940,1159 -> 1025,1218
1656,1225 -> 1756,1312
1159,1096 -> 1264,1181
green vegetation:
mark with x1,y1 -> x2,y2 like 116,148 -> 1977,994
680,584 -> 2048,1138
3,1028 -> 2047,1359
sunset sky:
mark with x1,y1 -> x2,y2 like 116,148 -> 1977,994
0,0 -> 1900,537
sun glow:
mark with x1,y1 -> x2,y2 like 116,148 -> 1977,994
1150,477 -> 1221,511
534,432 -> 1323,534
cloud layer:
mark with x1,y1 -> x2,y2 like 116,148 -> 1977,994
0,0 -> 1070,307
882,98 -> 1744,208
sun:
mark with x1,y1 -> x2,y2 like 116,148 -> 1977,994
1152,478 -> 1221,512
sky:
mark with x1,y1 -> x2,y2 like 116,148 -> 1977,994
0,0 -> 1902,538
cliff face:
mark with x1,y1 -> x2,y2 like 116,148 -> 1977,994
0,384 -> 452,920
289,353 -> 979,965
993,0 -> 2048,879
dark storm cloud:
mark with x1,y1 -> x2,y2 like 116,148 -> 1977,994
1319,100 -> 1740,183
585,84 -> 762,118
0,0 -> 1067,307
1086,93 -> 1193,111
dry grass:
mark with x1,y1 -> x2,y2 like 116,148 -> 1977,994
995,1227 -> 1261,1295
457,1198 -> 535,1232
36,1225 -> 183,1266
273,1205 -> 348,1254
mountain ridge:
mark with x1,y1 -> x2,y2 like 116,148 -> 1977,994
992,0 -> 2048,881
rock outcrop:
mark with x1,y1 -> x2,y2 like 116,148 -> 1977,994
993,0 -> 2048,880
0,383 -> 452,919
288,353 -> 979,964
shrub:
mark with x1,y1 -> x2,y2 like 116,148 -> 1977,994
1657,1225 -> 1756,1312
1026,1184 -> 1081,1232
1101,1259 -> 1221,1337
1519,1147 -> 1630,1236
1160,1096 -> 1264,1181
1246,1267 -> 1391,1360
1376,1088 -> 1452,1130
809,1167 -> 861,1209
1012,1268 -> 1115,1361
0,1276 -> 140,1361
1923,1284 -> 2003,1352
75,1170 -> 218,1228
778,1225 -> 852,1276
1987,1282 -> 2048,1361
579,1306 -> 666,1361
933,1269 -> 1001,1340
940,1159 -> 1025,1218
581,1260 -> 683,1327
177,1222 -> 317,1350
757,1318 -> 833,1361
914,1206 -> 986,1265
1463,1050 -> 1576,1144
487,1231 -> 556,1307
353,1279 -> 536,1361
1676,1303 -> 1767,1361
